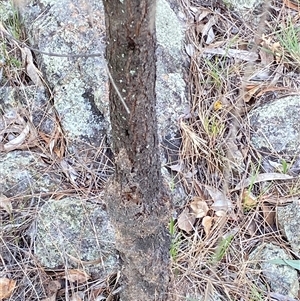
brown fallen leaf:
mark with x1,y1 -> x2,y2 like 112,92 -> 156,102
242,190 -> 257,210
205,185 -> 233,212
261,203 -> 276,228
41,295 -> 56,301
283,0 -> 300,11
177,208 -> 195,233
0,195 -> 12,214
243,84 -> 263,103
70,293 -> 83,301
202,48 -> 258,62
202,216 -> 213,236
190,198 -> 209,218
64,269 -> 90,284
42,280 -> 61,301
21,47 -> 44,87
0,278 -> 16,299
4,123 -> 30,151
0,109 -> 38,152
235,173 -> 294,191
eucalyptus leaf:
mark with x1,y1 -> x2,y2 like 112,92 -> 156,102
269,259 -> 300,270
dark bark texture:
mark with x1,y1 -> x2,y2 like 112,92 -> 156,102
103,1 -> 171,300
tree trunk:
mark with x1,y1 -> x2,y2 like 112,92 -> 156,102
103,1 -> 171,300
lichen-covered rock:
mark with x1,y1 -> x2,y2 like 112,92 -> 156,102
277,200 -> 300,257
225,0 -> 265,27
0,151 -> 63,197
249,243 -> 299,298
34,198 -> 118,279
156,0 -> 189,154
156,0 -> 188,204
19,0 -> 109,147
250,96 -> 300,156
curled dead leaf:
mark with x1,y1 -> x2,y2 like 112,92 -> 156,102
21,47 -> 43,87
185,44 -> 195,57
0,109 -> 38,152
0,195 -> 12,214
242,190 -> 257,210
4,123 -> 30,151
41,295 -> 56,301
0,278 -> 16,299
177,208 -> 195,233
235,173 -> 293,191
261,203 -> 276,228
205,185 -> 233,212
70,293 -> 83,301
190,198 -> 209,218
215,210 -> 227,217
202,216 -> 213,236
64,269 -> 90,284
203,48 -> 258,62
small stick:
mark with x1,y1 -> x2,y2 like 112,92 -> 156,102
105,63 -> 131,115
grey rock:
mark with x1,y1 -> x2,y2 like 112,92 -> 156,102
277,200 -> 300,257
34,197 -> 118,279
225,0 -> 265,21
0,151 -> 63,197
227,0 -> 262,11
19,0 -> 109,147
156,0 -> 189,204
250,96 -> 300,156
0,0 -> 16,22
249,243 -> 299,298
0,86 -> 56,135
156,0 -> 189,151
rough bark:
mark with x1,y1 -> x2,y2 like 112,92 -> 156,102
103,1 -> 171,300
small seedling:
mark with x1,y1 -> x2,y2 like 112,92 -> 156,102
2,2 -> 22,40
203,115 -> 224,138
169,216 -> 181,261
210,233 -> 234,264
276,18 -> 300,67
250,285 -> 264,301
280,159 -> 290,174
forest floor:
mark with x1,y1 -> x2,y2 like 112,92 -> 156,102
171,0 -> 300,300
1,0 -> 300,300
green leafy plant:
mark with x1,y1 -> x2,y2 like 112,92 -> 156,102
3,2 -> 22,40
169,216 -> 181,261
210,233 -> 234,264
280,159 -> 290,174
250,285 -> 264,301
203,115 -> 224,138
277,18 -> 300,67
204,58 -> 223,88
